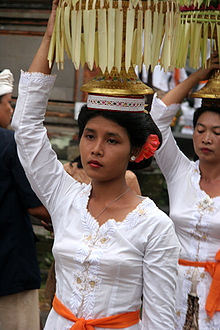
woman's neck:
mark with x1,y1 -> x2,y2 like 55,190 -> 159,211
90,177 -> 128,202
199,161 -> 220,183
88,176 -> 141,225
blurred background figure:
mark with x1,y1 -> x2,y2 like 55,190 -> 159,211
0,68 -> 50,330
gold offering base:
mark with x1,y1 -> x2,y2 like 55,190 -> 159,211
81,65 -> 154,96
192,69 -> 220,99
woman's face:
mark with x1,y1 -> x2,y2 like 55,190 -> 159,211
193,111 -> 220,163
79,115 -> 132,182
0,93 -> 13,128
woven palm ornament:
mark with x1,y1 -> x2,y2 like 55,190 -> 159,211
48,0 -> 220,101
176,0 -> 220,100
48,0 -> 178,73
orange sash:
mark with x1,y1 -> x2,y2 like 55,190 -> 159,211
179,249 -> 220,319
53,294 -> 140,329
174,68 -> 180,86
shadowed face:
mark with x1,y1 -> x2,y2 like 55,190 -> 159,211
193,111 -> 220,164
79,115 -> 132,182
0,93 -> 13,128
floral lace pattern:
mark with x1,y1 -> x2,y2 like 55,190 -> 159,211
197,196 -> 215,213
69,184 -> 156,319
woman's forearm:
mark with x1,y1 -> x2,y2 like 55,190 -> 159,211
28,0 -> 58,74
161,70 -> 203,106
28,36 -> 52,74
162,53 -> 219,106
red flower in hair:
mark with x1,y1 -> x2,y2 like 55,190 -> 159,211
135,134 -> 160,163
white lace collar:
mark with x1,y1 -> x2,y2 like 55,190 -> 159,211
74,183 -> 157,233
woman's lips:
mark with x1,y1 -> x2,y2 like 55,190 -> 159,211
201,148 -> 212,154
88,160 -> 103,168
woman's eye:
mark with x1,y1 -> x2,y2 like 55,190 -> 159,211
197,130 -> 204,134
85,134 -> 94,140
107,138 -> 118,144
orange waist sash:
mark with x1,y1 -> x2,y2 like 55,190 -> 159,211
179,249 -> 220,319
53,294 -> 140,330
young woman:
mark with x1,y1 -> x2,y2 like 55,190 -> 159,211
44,157 -> 141,306
150,60 -> 220,329
12,1 -> 180,329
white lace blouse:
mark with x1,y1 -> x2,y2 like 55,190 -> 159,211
12,71 -> 180,330
151,96 -> 220,329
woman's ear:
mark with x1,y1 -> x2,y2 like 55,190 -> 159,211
130,147 -> 142,162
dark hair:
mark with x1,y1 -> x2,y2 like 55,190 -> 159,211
77,105 -> 162,170
193,106 -> 220,128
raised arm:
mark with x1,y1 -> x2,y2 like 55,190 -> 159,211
151,53 -> 219,183
162,53 -> 219,106
11,0 -> 80,224
28,0 -> 58,74
150,95 -> 190,183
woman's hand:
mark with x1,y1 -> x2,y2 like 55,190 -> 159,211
162,51 -> 219,106
195,51 -> 220,82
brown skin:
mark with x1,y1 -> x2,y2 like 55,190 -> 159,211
0,93 -> 13,128
80,116 -> 132,184
124,170 -> 141,195
80,116 -> 142,226
28,205 -> 51,221
64,162 -> 141,194
161,52 -> 219,106
28,0 -> 58,75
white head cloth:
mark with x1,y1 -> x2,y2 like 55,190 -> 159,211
0,69 -> 14,97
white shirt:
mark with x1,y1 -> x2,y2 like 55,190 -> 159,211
151,96 -> 220,329
12,71 -> 180,330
